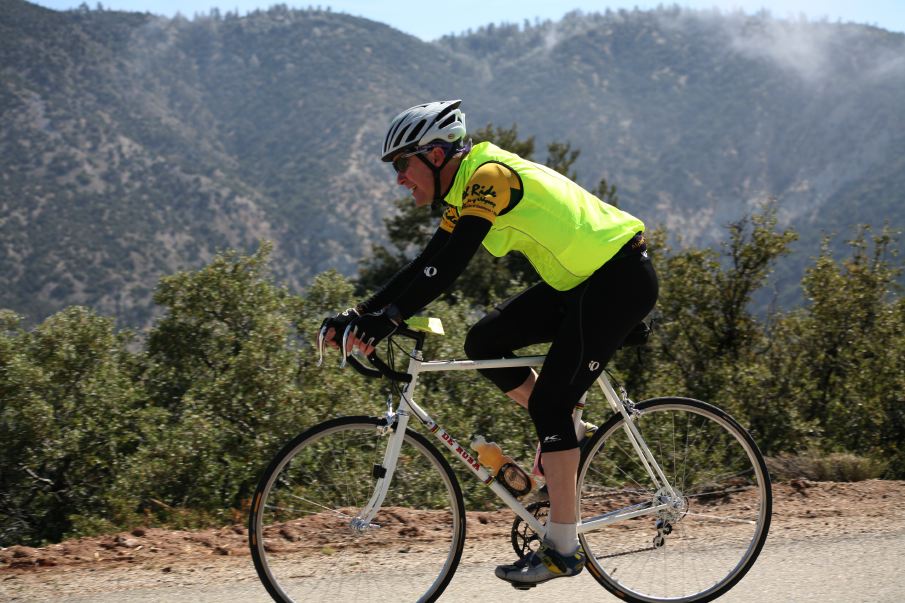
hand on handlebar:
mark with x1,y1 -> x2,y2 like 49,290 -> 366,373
318,307 -> 360,350
344,310 -> 400,357
316,308 -> 415,383
316,306 -> 400,366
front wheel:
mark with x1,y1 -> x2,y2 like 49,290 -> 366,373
578,397 -> 771,603
249,416 -> 466,603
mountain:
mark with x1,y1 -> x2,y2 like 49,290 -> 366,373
2,1 -> 903,325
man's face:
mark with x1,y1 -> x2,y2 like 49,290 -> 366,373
394,149 -> 440,207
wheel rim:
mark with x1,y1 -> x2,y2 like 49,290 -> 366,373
578,400 -> 771,603
251,420 -> 464,603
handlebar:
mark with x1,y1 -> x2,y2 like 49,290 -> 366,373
317,323 -> 425,383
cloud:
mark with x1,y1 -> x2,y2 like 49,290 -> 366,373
659,9 -> 905,84
728,18 -> 838,81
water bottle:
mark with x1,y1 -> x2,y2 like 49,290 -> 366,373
470,435 -> 534,497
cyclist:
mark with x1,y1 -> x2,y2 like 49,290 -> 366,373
322,99 -> 658,587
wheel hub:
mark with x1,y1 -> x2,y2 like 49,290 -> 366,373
654,486 -> 688,522
651,486 -> 689,547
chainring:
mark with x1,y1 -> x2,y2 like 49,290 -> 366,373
510,500 -> 550,559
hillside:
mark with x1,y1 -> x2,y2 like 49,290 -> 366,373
2,1 -> 903,325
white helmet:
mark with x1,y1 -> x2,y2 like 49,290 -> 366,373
381,100 -> 467,161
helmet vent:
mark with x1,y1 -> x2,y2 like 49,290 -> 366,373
384,121 -> 403,153
406,119 -> 427,143
436,102 -> 459,120
438,114 -> 456,129
392,124 -> 411,150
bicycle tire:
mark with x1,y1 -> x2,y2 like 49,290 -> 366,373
249,416 -> 466,603
577,397 -> 771,603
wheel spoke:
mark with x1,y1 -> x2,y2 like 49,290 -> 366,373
249,418 -> 465,603
579,399 -> 771,603
683,511 -> 758,525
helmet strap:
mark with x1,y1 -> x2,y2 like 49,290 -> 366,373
416,149 -> 459,210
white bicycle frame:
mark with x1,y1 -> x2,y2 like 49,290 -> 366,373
346,346 -> 681,539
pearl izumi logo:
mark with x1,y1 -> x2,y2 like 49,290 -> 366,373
424,266 -> 438,277
588,360 -> 600,372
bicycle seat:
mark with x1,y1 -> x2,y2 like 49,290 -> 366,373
620,321 -> 651,348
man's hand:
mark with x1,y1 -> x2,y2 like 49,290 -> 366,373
346,308 -> 402,357
319,307 -> 359,349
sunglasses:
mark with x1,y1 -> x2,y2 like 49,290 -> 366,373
392,150 -> 422,174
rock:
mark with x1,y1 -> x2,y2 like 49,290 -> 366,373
790,478 -> 815,491
399,526 -> 422,537
115,536 -> 141,548
10,546 -> 37,559
192,536 -> 214,548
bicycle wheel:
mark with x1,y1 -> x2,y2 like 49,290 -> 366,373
578,397 -> 771,603
249,416 -> 466,603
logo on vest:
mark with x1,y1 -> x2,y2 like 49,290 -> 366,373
588,360 -> 600,372
424,266 -> 438,277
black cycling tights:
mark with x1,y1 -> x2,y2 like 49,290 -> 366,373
464,250 -> 658,453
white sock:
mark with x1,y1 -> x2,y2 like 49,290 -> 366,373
546,521 -> 579,555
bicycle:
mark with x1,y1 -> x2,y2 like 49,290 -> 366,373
248,317 -> 772,603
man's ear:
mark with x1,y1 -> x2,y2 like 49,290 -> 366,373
428,147 -> 446,167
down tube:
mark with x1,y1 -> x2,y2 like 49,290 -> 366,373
406,355 -> 548,536
432,422 -> 546,537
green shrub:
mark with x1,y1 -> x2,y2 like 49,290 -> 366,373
766,450 -> 888,482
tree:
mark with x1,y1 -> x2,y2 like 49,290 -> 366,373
125,242 -> 311,520
0,308 -> 147,545
643,205 -> 797,401
774,228 -> 904,468
593,177 -> 619,207
545,141 -> 580,180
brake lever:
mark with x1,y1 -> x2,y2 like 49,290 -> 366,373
341,323 -> 354,369
316,324 -> 328,367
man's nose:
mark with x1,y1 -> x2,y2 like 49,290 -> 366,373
396,171 -> 407,185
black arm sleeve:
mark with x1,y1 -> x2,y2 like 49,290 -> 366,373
357,226 -> 451,315
391,215 -> 492,318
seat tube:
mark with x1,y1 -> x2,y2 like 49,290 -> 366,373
572,392 -> 587,438
596,374 -> 676,497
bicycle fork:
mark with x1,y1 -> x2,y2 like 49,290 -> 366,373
349,407 -> 412,532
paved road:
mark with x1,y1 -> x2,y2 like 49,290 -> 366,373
15,530 -> 902,602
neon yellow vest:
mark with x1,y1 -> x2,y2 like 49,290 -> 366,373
444,142 -> 645,290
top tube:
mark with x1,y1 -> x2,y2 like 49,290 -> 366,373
417,356 -> 546,373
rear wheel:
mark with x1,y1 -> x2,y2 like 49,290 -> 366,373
578,398 -> 771,603
249,416 -> 466,602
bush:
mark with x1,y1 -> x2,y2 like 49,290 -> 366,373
2,212 -> 902,546
0,307 -> 148,545
766,451 -> 888,482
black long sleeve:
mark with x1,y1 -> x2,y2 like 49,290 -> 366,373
357,226 -> 452,315
391,215 -> 492,318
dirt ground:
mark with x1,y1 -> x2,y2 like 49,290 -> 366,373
2,480 -> 904,586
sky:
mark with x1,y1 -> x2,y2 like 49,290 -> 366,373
28,0 -> 905,38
